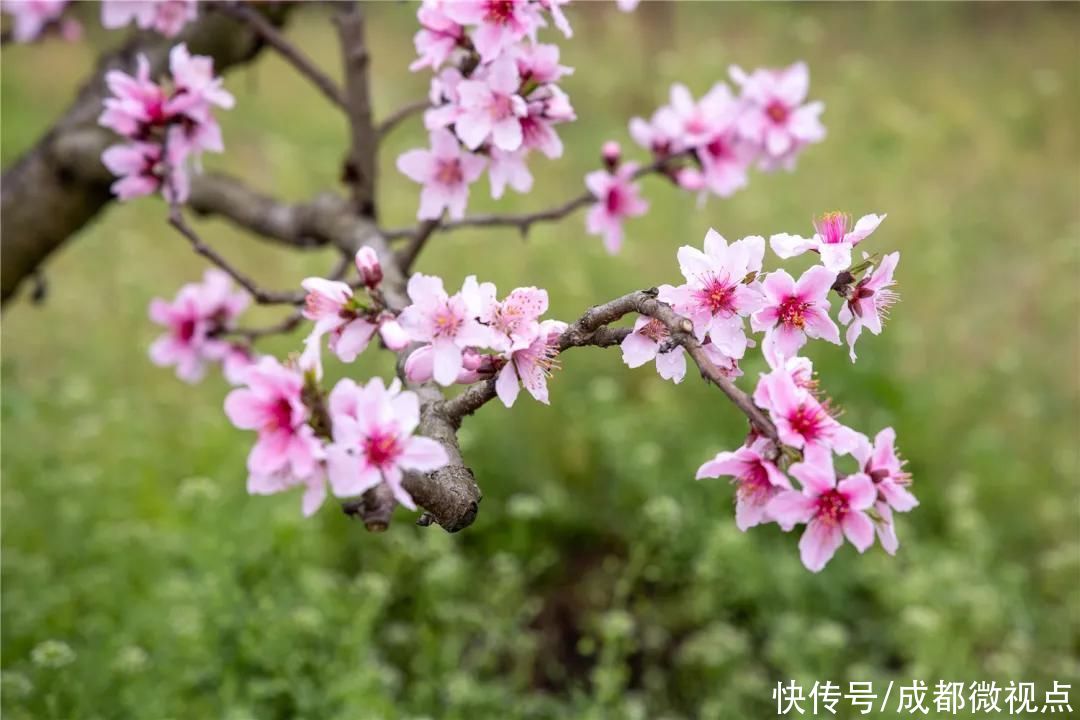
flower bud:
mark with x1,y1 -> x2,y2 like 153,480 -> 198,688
355,246 -> 383,288
403,345 -> 434,383
602,140 -> 621,171
378,317 -> 410,351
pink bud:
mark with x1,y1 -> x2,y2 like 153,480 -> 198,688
404,345 -> 435,383
602,140 -> 621,170
461,347 -> 484,371
378,317 -> 410,351
355,246 -> 383,288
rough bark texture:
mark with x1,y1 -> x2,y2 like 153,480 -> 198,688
0,4 -> 292,303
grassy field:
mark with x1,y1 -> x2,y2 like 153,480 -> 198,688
2,2 -> 1078,718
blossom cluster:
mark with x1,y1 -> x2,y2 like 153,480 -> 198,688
3,0 -> 197,44
398,0 -> 577,219
1,0 -> 80,43
586,61 -> 826,253
98,43 -> 233,203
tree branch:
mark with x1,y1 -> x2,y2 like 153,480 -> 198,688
376,98 -> 430,139
334,2 -> 378,217
0,2 -> 295,304
396,219 -> 440,272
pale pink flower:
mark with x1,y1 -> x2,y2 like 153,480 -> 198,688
770,212 -> 886,272
513,42 -> 573,84
148,269 -> 248,382
454,54 -> 528,151
480,285 -> 548,353
410,1 -> 465,71
398,273 -> 492,385
620,316 -> 687,384
488,148 -> 533,199
629,107 -> 684,157
519,93 -> 569,158
3,0 -> 74,43
301,277 -> 407,363
223,344 -> 257,386
753,365 -> 858,454
696,130 -> 753,198
852,427 -> 917,555
425,67 -> 465,129
166,43 -> 235,117
495,319 -> 566,407
538,0 -> 572,37
667,82 -> 739,148
101,0 -> 197,38
731,61 -> 825,169
656,230 -> 765,358
766,445 -> 876,572
397,129 -> 487,220
325,377 -> 449,510
838,251 -> 900,361
584,163 -> 648,254
224,357 -> 326,515
751,266 -> 839,366
354,247 -> 383,288
403,344 -> 492,385
443,0 -> 542,63
697,438 -> 791,530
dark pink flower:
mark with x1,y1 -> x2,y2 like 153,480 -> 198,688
697,438 -> 791,530
753,364 -> 858,454
838,251 -> 900,361
584,163 -> 648,254
751,266 -> 840,366
443,0 -> 543,63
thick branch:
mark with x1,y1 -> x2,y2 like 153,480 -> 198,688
0,3 -> 294,304
334,2 -> 378,217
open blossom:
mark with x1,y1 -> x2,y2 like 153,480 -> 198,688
101,141 -> 187,202
224,357 -> 327,516
513,42 -> 573,84
398,129 -> 487,220
620,316 -> 687,384
770,212 -> 886,272
101,0 -> 197,38
495,319 -> 566,407
325,378 -> 449,510
658,230 -> 765,358
767,445 -> 876,572
852,427 -> 917,553
410,1 -> 464,71
695,130 -> 753,198
148,269 -> 248,382
481,285 -> 549,352
585,163 -> 648,254
754,363 -> 858,454
3,0 -> 78,43
838,251 -> 900,361
300,278 -> 407,365
519,87 -> 572,158
454,54 -> 528,151
443,0 -> 543,63
697,438 -> 791,531
751,266 -> 840,366
398,273 -> 492,385
629,107 -> 684,157
488,148 -> 533,199
731,61 -> 825,168
667,82 -> 739,148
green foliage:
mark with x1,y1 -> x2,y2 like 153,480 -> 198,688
2,3 -> 1078,718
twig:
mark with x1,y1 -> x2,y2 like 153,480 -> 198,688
334,2 -> 378,216
221,2 -> 347,111
376,99 -> 430,139
167,206 -> 304,306
396,219 -> 440,272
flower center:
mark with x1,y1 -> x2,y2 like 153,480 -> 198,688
268,397 -> 293,432
705,136 -> 730,160
787,402 -> 828,440
485,0 -> 515,24
434,159 -> 463,187
177,317 -> 197,343
765,100 -> 789,124
432,306 -> 463,337
814,211 -> 850,245
491,93 -> 516,119
639,318 -> 668,343
815,489 -> 847,526
778,297 -> 809,328
363,431 -> 401,469
605,186 -> 625,214
693,274 -> 738,315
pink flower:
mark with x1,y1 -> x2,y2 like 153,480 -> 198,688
425,67 -> 465,129
325,377 -> 450,510
443,0 -> 542,63
695,130 -> 753,198
166,43 -> 235,118
620,316 -> 687,384
403,345 -> 492,385
519,91 -> 570,158
355,247 -> 383,289
667,82 -> 738,148
454,54 -> 528,151
101,0 -> 197,38
223,344 -> 257,386
751,266 -> 840,366
629,107 -> 684,157
852,427 -> 917,554
838,251 -> 900,361
753,365 -> 858,454
488,148 -> 533,199
584,163 -> 648,254
410,1 -> 465,71
3,0 -> 73,43
149,269 -> 248,382
770,212 -> 886,272
731,61 -> 825,169
99,55 -> 170,139
657,230 -> 765,358
398,273 -> 492,385
101,142 -> 184,201
766,445 -> 876,572
538,0 -> 572,37
495,319 -> 566,407
479,284 -> 548,353
696,438 -> 791,530
513,42 -> 573,84
224,357 -> 327,516
397,129 -> 487,220
301,277 -> 407,363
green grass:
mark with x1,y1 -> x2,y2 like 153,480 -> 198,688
3,3 -> 1079,718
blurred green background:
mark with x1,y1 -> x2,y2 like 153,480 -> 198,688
2,2 -> 1078,718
